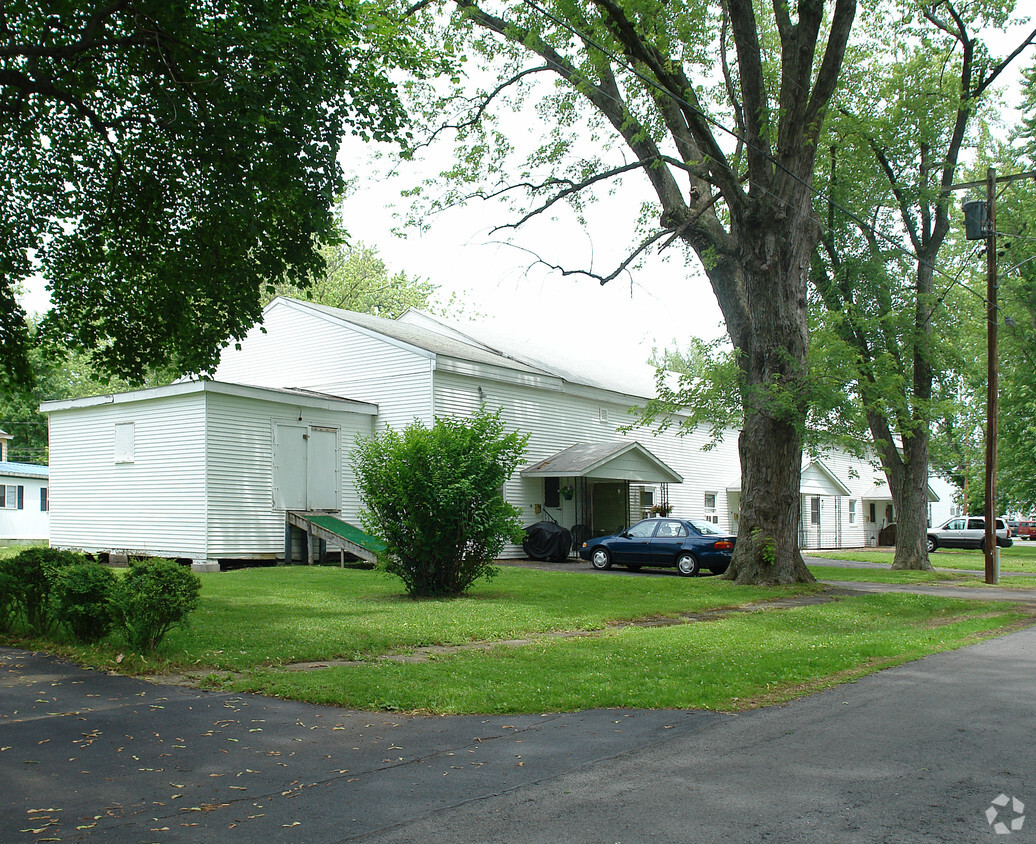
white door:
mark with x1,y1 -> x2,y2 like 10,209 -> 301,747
307,426 -> 339,510
273,423 -> 339,511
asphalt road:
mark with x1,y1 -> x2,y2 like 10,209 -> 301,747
3,582 -> 1035,843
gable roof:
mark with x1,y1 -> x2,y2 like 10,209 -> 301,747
800,459 -> 852,497
275,298 -> 657,399
276,299 -> 551,380
521,441 -> 683,483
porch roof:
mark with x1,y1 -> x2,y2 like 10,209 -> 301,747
520,441 -> 683,484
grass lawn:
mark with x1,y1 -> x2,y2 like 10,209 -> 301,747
806,543 -> 1036,574
3,562 -> 1031,715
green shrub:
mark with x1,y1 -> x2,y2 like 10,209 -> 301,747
0,560 -> 18,632
50,563 -> 119,643
353,407 -> 528,598
6,547 -> 89,634
115,558 -> 201,653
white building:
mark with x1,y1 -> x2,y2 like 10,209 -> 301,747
43,298 -> 931,565
0,430 -> 50,544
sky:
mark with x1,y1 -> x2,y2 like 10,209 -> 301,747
334,132 -> 728,373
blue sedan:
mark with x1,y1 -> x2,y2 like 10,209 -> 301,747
579,517 -> 735,576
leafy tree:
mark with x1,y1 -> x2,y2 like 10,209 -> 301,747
399,0 -> 858,584
353,408 -> 528,598
1,0 -> 437,392
949,79 -> 1036,516
265,240 -> 439,318
810,4 -> 1033,569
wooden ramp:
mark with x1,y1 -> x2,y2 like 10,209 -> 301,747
285,511 -> 386,564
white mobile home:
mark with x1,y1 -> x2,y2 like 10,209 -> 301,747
43,298 -> 928,564
0,458 -> 50,544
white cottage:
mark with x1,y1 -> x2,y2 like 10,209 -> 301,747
43,297 -> 933,565
43,380 -> 376,566
0,460 -> 50,545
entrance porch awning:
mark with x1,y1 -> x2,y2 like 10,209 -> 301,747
520,441 -> 683,484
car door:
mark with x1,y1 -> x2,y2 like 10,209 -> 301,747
965,518 -> 986,549
938,518 -> 966,548
649,519 -> 689,564
611,520 -> 657,564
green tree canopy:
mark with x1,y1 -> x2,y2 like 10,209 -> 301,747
1,0 -> 437,393
266,241 -> 438,318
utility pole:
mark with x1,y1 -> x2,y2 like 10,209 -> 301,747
955,170 -> 1036,581
983,167 -> 998,585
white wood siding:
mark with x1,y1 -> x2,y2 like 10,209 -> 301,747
204,393 -> 372,557
434,371 -> 738,556
0,474 -> 49,541
49,396 -> 208,557
435,370 -> 892,554
214,301 -> 434,430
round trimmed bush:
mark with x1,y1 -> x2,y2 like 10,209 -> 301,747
6,547 -> 89,634
115,558 -> 201,654
50,562 -> 119,643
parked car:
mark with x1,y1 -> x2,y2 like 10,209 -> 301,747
579,517 -> 735,576
1016,520 -> 1036,541
926,517 -> 1013,552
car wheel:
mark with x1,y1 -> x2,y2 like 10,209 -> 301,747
676,553 -> 700,577
926,536 -> 937,553
591,548 -> 612,570
626,564 -> 642,571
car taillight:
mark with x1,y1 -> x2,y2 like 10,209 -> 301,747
714,540 -> 733,550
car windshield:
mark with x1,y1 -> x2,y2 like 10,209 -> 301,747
690,520 -> 723,535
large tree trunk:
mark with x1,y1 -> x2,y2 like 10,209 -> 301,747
721,202 -> 817,585
867,416 -> 934,571
730,414 -> 815,584
890,440 -> 934,570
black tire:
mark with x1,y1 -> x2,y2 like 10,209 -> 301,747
626,564 -> 642,571
590,547 -> 612,570
676,552 -> 700,577
926,536 -> 938,553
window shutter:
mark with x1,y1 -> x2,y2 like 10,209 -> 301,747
17,485 -> 24,510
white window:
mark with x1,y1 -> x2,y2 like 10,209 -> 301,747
810,496 -> 821,525
114,422 -> 135,464
849,499 -> 857,524
1,484 -> 23,509
704,492 -> 718,523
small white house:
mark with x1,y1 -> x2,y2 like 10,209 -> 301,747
0,428 -> 50,544
42,297 -> 935,564
43,380 -> 376,566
